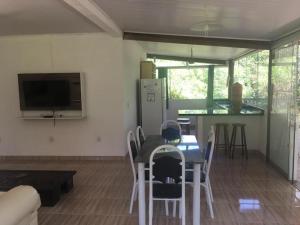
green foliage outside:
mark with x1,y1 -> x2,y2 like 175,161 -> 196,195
271,44 -> 298,114
152,50 -> 269,102
167,65 -> 229,100
214,67 -> 229,99
234,50 -> 269,101
168,67 -> 208,99
272,44 -> 297,92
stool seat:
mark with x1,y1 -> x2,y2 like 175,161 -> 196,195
177,117 -> 190,122
230,123 -> 248,159
178,121 -> 191,125
177,117 -> 191,135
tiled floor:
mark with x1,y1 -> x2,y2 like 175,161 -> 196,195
1,152 -> 300,225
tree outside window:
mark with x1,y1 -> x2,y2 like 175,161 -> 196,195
234,50 -> 269,106
214,66 -> 229,99
168,67 -> 208,99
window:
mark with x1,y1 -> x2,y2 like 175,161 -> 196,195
150,59 -> 229,100
168,67 -> 208,99
234,50 -> 269,106
213,66 -> 228,99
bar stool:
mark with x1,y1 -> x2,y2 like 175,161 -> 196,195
177,117 -> 191,135
230,123 -> 248,159
215,123 -> 230,155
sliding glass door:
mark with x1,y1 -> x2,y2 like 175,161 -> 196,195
270,43 -> 298,179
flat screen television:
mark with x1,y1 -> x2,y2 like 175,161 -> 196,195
18,73 -> 82,111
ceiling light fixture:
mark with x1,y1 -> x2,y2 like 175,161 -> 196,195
63,0 -> 122,37
190,21 -> 222,36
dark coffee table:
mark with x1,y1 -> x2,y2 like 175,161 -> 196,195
0,170 -> 76,206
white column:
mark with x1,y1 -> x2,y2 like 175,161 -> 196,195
193,163 -> 201,225
138,163 -> 146,225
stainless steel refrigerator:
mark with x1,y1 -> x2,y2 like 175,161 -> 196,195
139,79 -> 166,135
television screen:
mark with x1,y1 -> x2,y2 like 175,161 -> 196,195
18,73 -> 82,111
23,80 -> 70,108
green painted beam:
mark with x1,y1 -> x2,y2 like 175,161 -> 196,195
207,65 -> 215,108
228,60 -> 234,99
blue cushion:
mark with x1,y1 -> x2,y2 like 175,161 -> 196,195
205,142 -> 212,161
153,183 -> 182,198
185,171 -> 206,183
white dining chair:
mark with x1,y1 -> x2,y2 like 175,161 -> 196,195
203,126 -> 215,217
160,120 -> 182,140
127,131 -> 140,214
149,145 -> 186,225
185,126 -> 215,218
127,131 -> 168,215
136,126 -> 146,150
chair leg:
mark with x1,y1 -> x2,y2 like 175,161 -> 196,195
149,198 -> 153,225
208,178 -> 214,202
133,183 -> 138,201
179,200 -> 182,218
172,201 -> 176,217
165,200 -> 169,216
181,199 -> 186,225
205,184 -> 214,219
129,182 -> 137,214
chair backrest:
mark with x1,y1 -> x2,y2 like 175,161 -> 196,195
136,126 -> 146,150
149,145 -> 185,196
127,131 -> 138,182
203,126 -> 215,177
160,120 -> 182,140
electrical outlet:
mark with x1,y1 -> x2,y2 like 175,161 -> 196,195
49,136 -> 54,143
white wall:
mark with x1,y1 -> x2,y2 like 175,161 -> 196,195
0,33 -> 144,157
123,41 -> 146,136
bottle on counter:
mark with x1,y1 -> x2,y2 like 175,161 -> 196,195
231,82 -> 243,113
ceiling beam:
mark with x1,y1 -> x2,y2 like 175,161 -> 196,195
231,49 -> 258,61
63,0 -> 122,37
147,53 -> 227,65
124,32 -> 272,50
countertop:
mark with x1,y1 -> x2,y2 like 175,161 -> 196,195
178,101 -> 264,116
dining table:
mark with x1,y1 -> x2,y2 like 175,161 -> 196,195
134,134 -> 205,225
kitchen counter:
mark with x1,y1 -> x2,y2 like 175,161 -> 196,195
177,101 -> 266,148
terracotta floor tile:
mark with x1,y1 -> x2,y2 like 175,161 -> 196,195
1,153 -> 299,225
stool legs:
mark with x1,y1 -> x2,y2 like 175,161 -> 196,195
230,124 -> 248,159
224,126 -> 229,154
215,126 -> 220,149
230,126 -> 237,158
215,124 -> 230,155
187,125 -> 191,135
241,126 -> 248,159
